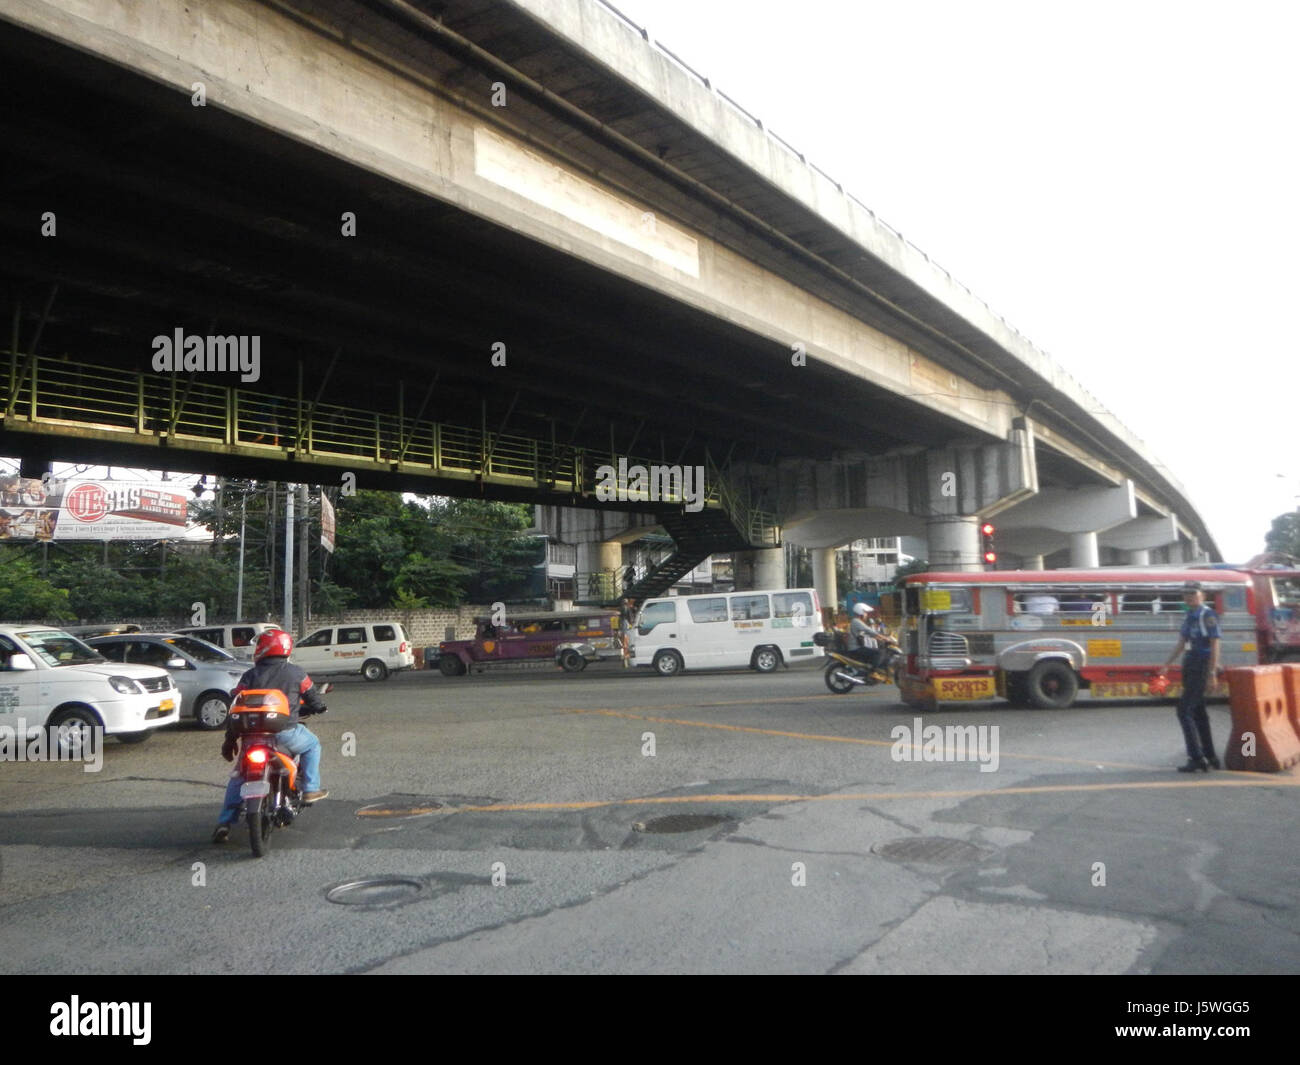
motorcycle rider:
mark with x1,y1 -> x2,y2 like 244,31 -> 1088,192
847,602 -> 884,671
211,629 -> 329,843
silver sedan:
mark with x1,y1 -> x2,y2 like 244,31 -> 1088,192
88,634 -> 248,730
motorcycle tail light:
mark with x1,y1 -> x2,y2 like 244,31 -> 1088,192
245,747 -> 270,766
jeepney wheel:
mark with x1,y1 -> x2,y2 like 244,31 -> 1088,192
362,659 -> 389,682
752,646 -> 782,673
1005,674 -> 1032,708
559,649 -> 587,673
439,655 -> 466,677
652,650 -> 684,676
1026,660 -> 1079,709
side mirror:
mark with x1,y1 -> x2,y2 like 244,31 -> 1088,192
8,652 -> 36,671
166,657 -> 189,669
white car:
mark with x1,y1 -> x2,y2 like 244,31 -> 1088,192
0,626 -> 180,746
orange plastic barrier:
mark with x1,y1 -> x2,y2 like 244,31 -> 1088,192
1280,663 -> 1300,735
1224,665 -> 1300,772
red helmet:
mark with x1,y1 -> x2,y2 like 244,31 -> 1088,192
254,629 -> 293,661
1148,673 -> 1170,696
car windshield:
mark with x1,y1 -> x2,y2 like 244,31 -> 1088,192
18,629 -> 106,667
164,636 -> 238,664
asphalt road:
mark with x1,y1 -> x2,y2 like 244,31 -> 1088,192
1,660 -> 1297,974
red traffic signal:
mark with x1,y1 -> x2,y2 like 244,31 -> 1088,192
980,522 -> 996,566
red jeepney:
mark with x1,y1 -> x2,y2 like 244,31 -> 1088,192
437,610 -> 623,676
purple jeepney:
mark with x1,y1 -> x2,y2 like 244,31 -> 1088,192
437,610 -> 623,676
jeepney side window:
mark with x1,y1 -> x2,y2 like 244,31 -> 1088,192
1270,579 -> 1300,623
638,602 -> 676,635
1118,592 -> 1186,613
1222,587 -> 1246,613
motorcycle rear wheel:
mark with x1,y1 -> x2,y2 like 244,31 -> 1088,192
247,796 -> 273,858
824,661 -> 856,694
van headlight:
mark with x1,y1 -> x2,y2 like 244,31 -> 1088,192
108,676 -> 143,694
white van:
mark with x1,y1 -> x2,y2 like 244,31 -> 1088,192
293,621 -> 415,681
630,588 -> 825,675
174,622 -> 283,662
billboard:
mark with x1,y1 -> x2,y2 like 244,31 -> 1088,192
0,476 -> 192,541
320,492 -> 336,554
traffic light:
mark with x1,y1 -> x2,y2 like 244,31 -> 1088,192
980,522 -> 996,566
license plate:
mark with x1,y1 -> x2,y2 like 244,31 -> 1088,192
160,698 -> 174,712
240,780 -> 270,799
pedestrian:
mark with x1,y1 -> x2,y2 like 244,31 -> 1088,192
1160,580 -> 1221,772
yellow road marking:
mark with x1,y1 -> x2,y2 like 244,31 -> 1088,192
568,708 -> 1158,771
447,775 -> 1300,814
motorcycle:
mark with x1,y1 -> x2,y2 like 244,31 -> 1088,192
229,684 -> 330,858
816,629 -> 903,694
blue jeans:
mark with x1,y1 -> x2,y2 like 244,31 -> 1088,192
218,724 -> 322,825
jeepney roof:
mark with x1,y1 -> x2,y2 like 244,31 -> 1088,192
907,568 -> 1253,588
471,610 -> 617,623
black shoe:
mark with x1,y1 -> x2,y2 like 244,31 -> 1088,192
211,824 -> 230,843
1205,755 -> 1221,770
1177,757 -> 1210,773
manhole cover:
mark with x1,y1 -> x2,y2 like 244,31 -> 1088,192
325,876 -> 425,906
633,814 -> 732,834
873,837 -> 985,864
356,800 -> 443,818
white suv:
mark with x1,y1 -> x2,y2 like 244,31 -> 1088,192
0,626 -> 179,745
293,622 -> 415,681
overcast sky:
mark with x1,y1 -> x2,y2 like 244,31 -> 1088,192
609,0 -> 1298,560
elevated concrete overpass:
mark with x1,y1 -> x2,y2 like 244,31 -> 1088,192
0,0 -> 1218,605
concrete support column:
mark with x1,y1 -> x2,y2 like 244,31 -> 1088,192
734,548 -> 785,591
1070,531 -> 1100,568
1022,554 -> 1045,570
812,547 -> 837,616
1127,548 -> 1151,566
926,516 -> 981,571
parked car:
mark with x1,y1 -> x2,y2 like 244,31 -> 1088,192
63,623 -> 143,639
293,621 -> 415,681
0,625 -> 179,747
173,622 -> 282,661
88,633 -> 248,730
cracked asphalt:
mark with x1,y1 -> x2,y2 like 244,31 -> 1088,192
1,661 -> 1297,974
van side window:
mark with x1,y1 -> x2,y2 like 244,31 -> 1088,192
231,628 -> 255,647
373,625 -> 397,642
339,627 -> 366,644
772,592 -> 812,619
730,595 -> 770,621
688,598 -> 729,623
299,629 -> 333,647
638,602 -> 676,634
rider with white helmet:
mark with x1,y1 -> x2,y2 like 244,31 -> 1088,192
849,602 -> 882,668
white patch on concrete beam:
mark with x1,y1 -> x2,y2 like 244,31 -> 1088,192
473,127 -> 699,278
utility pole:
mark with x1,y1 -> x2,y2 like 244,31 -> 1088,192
283,484 -> 295,635
235,488 -> 247,619
296,483 -> 309,630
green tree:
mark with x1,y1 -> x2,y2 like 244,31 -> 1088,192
1265,512 -> 1300,558
892,557 -> 930,586
0,550 -> 74,621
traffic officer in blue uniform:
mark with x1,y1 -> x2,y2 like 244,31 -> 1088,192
1161,580 -> 1221,772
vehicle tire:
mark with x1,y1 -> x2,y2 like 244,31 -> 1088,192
752,646 -> 781,673
824,661 -> 855,694
193,691 -> 231,730
1026,659 -> 1079,709
652,650 -> 684,676
439,655 -> 465,677
247,796 -> 272,858
47,706 -> 101,758
362,659 -> 389,682
559,649 -> 587,673
1004,674 -> 1032,708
